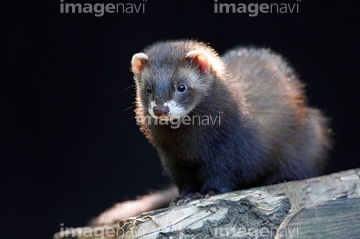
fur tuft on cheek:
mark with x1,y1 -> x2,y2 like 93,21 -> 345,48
164,100 -> 188,118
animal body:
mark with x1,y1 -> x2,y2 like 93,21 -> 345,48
131,40 -> 331,202
93,40 -> 331,224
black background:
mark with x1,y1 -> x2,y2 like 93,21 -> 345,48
2,0 -> 359,238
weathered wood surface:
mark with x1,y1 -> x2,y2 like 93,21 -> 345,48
286,197 -> 360,239
54,168 -> 360,239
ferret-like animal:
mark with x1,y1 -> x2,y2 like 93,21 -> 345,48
94,40 -> 331,224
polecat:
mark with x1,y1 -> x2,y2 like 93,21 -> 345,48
93,40 -> 331,224
132,40 -> 331,203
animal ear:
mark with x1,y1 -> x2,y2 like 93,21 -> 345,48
185,50 -> 211,72
131,53 -> 148,74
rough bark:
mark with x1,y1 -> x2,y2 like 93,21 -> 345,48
54,168 -> 360,239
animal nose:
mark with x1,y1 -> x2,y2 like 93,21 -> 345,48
153,106 -> 169,117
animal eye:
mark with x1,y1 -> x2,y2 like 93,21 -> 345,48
146,86 -> 152,94
177,84 -> 186,92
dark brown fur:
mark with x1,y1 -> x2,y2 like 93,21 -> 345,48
134,40 -> 331,201
92,40 -> 331,225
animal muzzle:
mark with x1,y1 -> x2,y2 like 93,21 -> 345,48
153,105 -> 170,117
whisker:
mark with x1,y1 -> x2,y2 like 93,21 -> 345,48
125,85 -> 136,91
126,112 -> 136,120
124,105 -> 136,112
